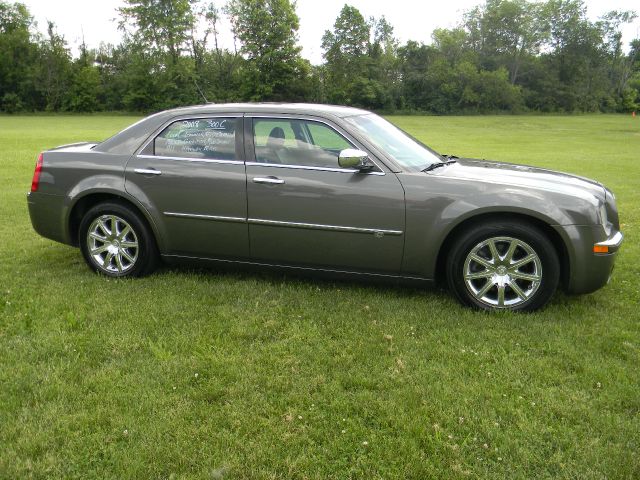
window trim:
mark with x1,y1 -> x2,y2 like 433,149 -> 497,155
246,115 -> 386,175
244,160 -> 385,175
137,154 -> 244,166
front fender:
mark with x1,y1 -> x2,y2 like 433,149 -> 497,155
399,173 -> 600,278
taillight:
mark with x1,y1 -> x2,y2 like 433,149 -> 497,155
31,153 -> 43,192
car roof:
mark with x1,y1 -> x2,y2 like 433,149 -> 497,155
162,102 -> 371,118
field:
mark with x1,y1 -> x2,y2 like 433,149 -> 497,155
1,114 -> 638,479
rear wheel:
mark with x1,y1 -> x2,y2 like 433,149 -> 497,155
79,202 -> 159,277
446,221 -> 559,311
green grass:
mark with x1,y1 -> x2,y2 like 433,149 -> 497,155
1,114 -> 639,479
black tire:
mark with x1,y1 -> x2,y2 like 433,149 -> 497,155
446,220 -> 559,312
79,201 -> 159,277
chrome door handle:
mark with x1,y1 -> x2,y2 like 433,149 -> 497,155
134,168 -> 162,176
253,176 -> 284,185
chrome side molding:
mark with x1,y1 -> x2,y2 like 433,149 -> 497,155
162,212 -> 403,236
247,218 -> 403,236
163,212 -> 246,223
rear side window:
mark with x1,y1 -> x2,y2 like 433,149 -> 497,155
154,118 -> 236,160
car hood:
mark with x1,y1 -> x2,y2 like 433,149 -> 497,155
433,158 -> 606,203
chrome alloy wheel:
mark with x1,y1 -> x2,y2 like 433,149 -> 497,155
463,236 -> 542,308
86,215 -> 139,274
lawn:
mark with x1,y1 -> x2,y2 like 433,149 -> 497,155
0,114 -> 638,479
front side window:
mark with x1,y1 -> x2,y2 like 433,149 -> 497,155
253,118 -> 353,169
154,118 -> 236,160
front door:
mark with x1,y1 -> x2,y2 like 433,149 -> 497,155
245,117 -> 405,274
125,116 -> 249,259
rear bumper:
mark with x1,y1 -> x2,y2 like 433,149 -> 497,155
554,225 -> 623,294
27,191 -> 69,245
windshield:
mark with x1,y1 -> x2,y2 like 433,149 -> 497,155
344,114 -> 442,171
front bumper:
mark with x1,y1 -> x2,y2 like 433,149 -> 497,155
594,231 -> 623,254
553,225 -> 623,295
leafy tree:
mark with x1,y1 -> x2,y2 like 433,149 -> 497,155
61,39 -> 103,112
37,22 -> 72,111
532,0 -> 637,111
118,0 -> 200,109
465,0 -> 547,85
367,16 -> 401,109
0,0 -> 637,114
66,64 -> 101,112
0,1 -> 40,111
226,0 -> 310,101
119,0 -> 196,65
599,10 -> 638,105
321,4 -> 370,105
627,40 -> 640,110
398,41 -> 432,110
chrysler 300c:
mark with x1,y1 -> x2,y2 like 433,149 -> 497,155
27,104 -> 623,311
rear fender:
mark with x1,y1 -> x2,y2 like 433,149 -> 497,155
65,182 -> 166,252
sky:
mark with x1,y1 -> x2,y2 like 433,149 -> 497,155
19,0 -> 640,65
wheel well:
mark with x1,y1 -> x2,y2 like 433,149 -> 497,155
68,193 -> 155,247
434,213 -> 570,290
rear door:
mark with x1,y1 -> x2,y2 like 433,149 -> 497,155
245,116 -> 406,274
125,115 -> 249,259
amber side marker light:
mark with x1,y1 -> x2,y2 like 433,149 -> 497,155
593,245 -> 609,254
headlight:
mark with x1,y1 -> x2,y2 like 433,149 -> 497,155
599,204 -> 610,234
605,187 -> 615,201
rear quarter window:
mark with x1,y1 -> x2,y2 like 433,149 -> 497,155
154,118 -> 236,160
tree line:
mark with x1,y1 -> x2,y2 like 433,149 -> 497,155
0,0 -> 639,114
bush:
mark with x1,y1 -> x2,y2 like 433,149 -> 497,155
1,92 -> 24,113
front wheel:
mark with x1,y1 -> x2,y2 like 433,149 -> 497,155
79,201 -> 159,277
446,221 -> 560,311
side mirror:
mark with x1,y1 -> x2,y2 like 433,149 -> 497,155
338,149 -> 374,171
